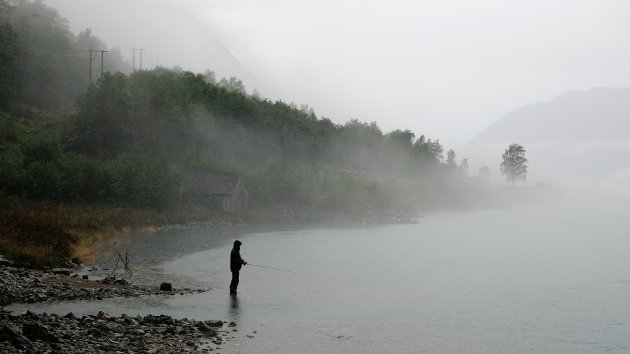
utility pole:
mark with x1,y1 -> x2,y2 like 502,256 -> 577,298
86,49 -> 97,85
138,48 -> 145,70
99,50 -> 109,76
131,48 -> 145,72
131,48 -> 136,72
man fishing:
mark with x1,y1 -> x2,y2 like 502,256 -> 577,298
230,240 -> 247,295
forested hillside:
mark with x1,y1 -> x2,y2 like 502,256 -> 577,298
0,0 -> 481,264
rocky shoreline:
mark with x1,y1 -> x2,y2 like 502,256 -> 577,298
0,310 -> 239,353
0,261 -> 206,306
0,260 -> 239,353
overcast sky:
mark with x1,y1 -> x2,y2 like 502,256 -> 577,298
46,0 -> 630,147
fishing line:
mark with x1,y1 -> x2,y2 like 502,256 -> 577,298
247,263 -> 303,275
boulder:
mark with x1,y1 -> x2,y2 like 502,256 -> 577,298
0,324 -> 32,349
196,322 -> 217,336
22,321 -> 60,343
159,283 -> 173,291
205,320 -> 223,328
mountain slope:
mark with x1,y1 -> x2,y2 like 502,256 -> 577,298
43,0 -> 272,95
469,87 -> 630,145
464,88 -> 630,194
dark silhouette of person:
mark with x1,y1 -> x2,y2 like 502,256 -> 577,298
230,240 -> 247,295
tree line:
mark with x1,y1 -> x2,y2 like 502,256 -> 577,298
0,0 -> 479,213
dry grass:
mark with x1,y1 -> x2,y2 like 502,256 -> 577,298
0,197 -> 229,266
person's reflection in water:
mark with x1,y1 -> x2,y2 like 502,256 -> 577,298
229,293 -> 240,319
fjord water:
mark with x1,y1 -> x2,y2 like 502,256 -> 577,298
12,196 -> 630,353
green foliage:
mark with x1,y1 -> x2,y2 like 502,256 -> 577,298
0,153 -> 22,193
107,153 -> 180,208
21,161 -> 61,199
20,133 -> 60,165
65,72 -> 132,157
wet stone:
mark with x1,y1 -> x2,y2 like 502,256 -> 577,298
0,263 -> 227,353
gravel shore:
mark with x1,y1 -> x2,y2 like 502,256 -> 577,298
0,261 -> 206,305
0,261 -> 239,353
0,310 -> 238,353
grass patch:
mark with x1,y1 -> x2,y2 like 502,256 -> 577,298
0,196 -> 232,267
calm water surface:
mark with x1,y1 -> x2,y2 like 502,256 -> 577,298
10,196 -> 630,353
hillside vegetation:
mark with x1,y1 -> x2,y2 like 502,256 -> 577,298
0,0 -> 481,265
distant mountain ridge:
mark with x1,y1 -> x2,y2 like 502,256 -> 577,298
464,87 -> 630,194
469,87 -> 630,145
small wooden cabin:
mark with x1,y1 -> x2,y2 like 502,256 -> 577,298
182,170 -> 249,213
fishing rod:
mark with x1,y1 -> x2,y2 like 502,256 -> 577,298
247,263 -> 302,275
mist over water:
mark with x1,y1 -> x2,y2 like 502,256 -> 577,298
11,195 -> 630,353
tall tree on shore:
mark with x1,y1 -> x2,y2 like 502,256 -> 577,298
500,143 -> 527,187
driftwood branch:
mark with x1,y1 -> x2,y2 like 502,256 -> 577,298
109,250 -> 133,278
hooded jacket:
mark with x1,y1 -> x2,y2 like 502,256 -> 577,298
230,247 -> 244,272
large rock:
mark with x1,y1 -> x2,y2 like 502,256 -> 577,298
0,324 -> 32,348
159,283 -> 173,291
196,322 -> 218,337
205,320 -> 223,328
22,321 -> 59,343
